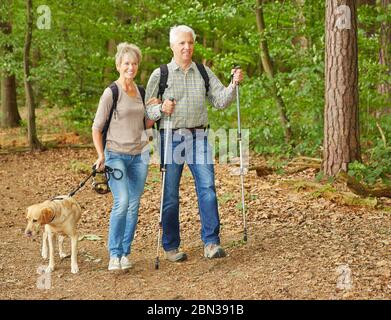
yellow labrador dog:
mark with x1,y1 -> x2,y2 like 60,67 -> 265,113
25,196 -> 81,274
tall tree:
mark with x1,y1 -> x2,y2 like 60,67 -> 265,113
255,0 -> 293,143
23,0 -> 42,150
0,19 -> 21,128
323,0 -> 360,176
378,0 -> 390,96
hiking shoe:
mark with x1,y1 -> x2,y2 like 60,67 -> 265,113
108,257 -> 121,271
204,244 -> 226,259
120,255 -> 133,270
164,249 -> 187,262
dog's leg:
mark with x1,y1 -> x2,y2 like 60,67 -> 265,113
58,235 -> 68,259
41,228 -> 48,260
70,234 -> 79,274
46,229 -> 55,273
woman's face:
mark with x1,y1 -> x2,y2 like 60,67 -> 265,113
117,53 -> 138,80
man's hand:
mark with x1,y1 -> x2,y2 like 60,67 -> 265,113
231,68 -> 244,86
161,98 -> 176,115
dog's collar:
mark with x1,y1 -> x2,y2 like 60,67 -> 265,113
48,197 -> 62,223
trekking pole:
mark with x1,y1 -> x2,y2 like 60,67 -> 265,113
232,66 -> 247,242
155,97 -> 174,270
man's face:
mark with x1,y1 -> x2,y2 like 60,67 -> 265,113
171,32 -> 194,65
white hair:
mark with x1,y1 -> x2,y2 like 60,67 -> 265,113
115,42 -> 142,66
169,25 -> 196,45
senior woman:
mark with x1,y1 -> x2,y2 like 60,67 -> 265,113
92,43 -> 157,271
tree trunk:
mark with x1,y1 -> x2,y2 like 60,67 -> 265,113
292,0 -> 309,51
0,21 -> 21,128
23,0 -> 43,150
378,0 -> 390,96
255,0 -> 293,143
103,39 -> 116,84
357,0 -> 376,5
323,0 -> 360,176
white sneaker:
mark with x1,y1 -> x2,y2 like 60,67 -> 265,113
120,255 -> 133,270
108,257 -> 121,271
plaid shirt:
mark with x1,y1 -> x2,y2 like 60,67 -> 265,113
145,59 -> 236,129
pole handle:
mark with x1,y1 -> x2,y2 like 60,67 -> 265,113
231,65 -> 241,85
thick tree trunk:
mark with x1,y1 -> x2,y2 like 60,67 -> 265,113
23,0 -> 43,150
255,0 -> 293,143
1,75 -> 20,127
323,0 -> 360,176
0,21 -> 21,128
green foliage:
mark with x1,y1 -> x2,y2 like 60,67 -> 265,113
348,142 -> 391,187
1,0 -> 389,186
62,101 -> 96,138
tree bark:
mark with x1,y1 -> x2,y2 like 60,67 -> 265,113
255,0 -> 293,143
0,21 -> 21,128
23,0 -> 43,150
323,0 -> 360,176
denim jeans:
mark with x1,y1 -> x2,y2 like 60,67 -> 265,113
104,150 -> 149,258
160,129 -> 220,251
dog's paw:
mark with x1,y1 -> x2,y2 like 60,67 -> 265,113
45,265 -> 54,273
41,252 -> 48,260
71,264 -> 79,274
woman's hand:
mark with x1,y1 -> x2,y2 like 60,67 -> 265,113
94,156 -> 105,171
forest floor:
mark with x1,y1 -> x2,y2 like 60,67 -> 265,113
0,111 -> 390,300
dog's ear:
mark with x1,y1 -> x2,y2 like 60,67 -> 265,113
39,207 -> 54,224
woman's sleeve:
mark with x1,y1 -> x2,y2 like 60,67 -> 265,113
92,88 -> 113,132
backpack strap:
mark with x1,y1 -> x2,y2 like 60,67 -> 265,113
137,85 -> 146,105
158,64 -> 169,100
195,62 -> 210,96
102,82 -> 119,148
137,85 -> 147,131
155,65 -> 169,130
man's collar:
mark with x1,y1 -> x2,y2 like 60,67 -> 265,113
169,59 -> 195,71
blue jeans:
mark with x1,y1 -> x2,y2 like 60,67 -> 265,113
104,150 -> 149,258
160,129 -> 220,251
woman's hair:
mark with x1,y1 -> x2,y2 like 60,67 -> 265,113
169,25 -> 196,45
115,42 -> 142,66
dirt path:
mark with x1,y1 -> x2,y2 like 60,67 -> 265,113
0,148 -> 390,299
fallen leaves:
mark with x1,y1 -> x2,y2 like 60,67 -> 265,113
0,148 -> 390,299
78,234 -> 102,241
